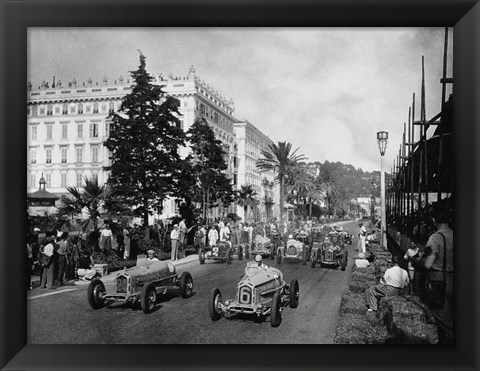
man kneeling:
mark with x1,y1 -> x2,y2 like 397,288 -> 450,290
367,255 -> 409,312
76,249 -> 98,281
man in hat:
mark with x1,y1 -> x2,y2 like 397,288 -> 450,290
170,224 -> 180,261
366,256 -> 409,312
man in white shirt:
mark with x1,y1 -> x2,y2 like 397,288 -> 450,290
354,252 -> 370,268
178,219 -> 187,247
367,256 -> 409,311
170,224 -> 180,261
40,230 -> 56,289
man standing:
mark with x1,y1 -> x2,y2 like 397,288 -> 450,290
359,223 -> 367,253
421,208 -> 453,344
170,224 -> 180,261
56,232 -> 69,286
178,218 -> 187,248
367,255 -> 409,312
40,230 -> 56,289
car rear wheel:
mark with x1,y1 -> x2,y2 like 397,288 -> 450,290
311,254 -> 316,268
140,283 -> 157,314
87,279 -> 106,310
302,250 -> 307,265
179,272 -> 193,298
276,252 -> 282,264
226,248 -> 232,264
270,292 -> 282,327
341,251 -> 348,271
198,249 -> 206,264
238,246 -> 243,260
209,288 -> 223,321
289,279 -> 299,308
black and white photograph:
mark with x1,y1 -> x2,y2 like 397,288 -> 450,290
24,27 -> 455,345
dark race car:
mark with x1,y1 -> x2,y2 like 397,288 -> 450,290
310,232 -> 348,271
199,241 -> 233,264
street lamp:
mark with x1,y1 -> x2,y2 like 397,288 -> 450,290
377,131 -> 388,249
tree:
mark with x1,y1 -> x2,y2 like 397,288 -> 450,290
56,177 -> 132,233
105,53 -> 187,226
184,116 -> 234,223
236,184 -> 258,223
256,141 -> 307,235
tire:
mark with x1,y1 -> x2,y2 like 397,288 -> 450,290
270,292 -> 282,327
87,279 -> 106,310
302,250 -> 307,266
140,283 -> 157,314
289,279 -> 299,308
245,246 -> 250,259
238,246 -> 243,260
179,272 -> 193,298
341,251 -> 348,271
209,287 -> 223,321
276,252 -> 282,264
226,248 -> 232,264
199,249 -> 205,264
306,247 -> 311,262
311,254 -> 316,268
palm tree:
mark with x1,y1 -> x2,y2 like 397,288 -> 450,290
236,184 -> 258,223
256,141 -> 307,235
57,177 -> 131,233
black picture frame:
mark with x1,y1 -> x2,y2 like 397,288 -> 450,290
1,1 -> 479,370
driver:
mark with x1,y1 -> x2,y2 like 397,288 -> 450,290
255,254 -> 268,269
286,234 -> 296,245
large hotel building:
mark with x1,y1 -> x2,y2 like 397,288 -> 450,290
27,66 -> 279,223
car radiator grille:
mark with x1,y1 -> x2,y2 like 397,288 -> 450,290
238,285 -> 252,304
287,246 -> 297,255
325,250 -> 334,261
116,276 -> 128,293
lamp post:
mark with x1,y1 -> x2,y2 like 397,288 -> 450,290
377,131 -> 388,249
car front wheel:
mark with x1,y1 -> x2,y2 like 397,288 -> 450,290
87,279 -> 106,310
311,254 -> 316,268
179,272 -> 193,298
289,279 -> 299,308
270,292 -> 282,327
209,287 -> 223,321
140,283 -> 157,314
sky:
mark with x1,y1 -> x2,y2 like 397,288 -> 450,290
28,28 -> 453,172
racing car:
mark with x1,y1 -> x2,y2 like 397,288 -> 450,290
276,233 -> 308,265
310,231 -> 348,271
208,260 -> 299,327
199,241 -> 233,264
87,257 -> 193,314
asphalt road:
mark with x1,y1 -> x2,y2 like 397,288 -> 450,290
27,220 -> 362,344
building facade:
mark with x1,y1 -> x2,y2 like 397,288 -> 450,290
27,67 -> 277,223
234,121 -> 279,223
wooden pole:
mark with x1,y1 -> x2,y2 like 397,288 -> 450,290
421,56 -> 429,208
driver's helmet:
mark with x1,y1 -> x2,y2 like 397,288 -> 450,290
288,234 -> 293,239
255,254 -> 263,263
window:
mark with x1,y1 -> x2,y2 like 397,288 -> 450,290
30,173 -> 36,188
32,105 -> 38,116
90,122 -> 98,138
200,104 -> 205,115
30,148 -> 37,164
178,120 -> 184,130
92,146 -> 99,163
61,147 -> 67,163
76,173 -> 83,187
46,173 -> 52,187
62,124 -> 68,139
45,147 -> 52,164
46,125 -> 53,140
78,103 -> 83,114
93,102 -> 99,113
31,126 -> 37,141
61,173 -> 67,187
214,112 -> 219,123
77,123 -> 83,138
76,146 -> 83,163
47,104 -> 53,116
105,121 -> 110,137
62,103 -> 68,115
109,101 -> 115,113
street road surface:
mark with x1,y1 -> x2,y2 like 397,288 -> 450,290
28,221 -> 361,344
